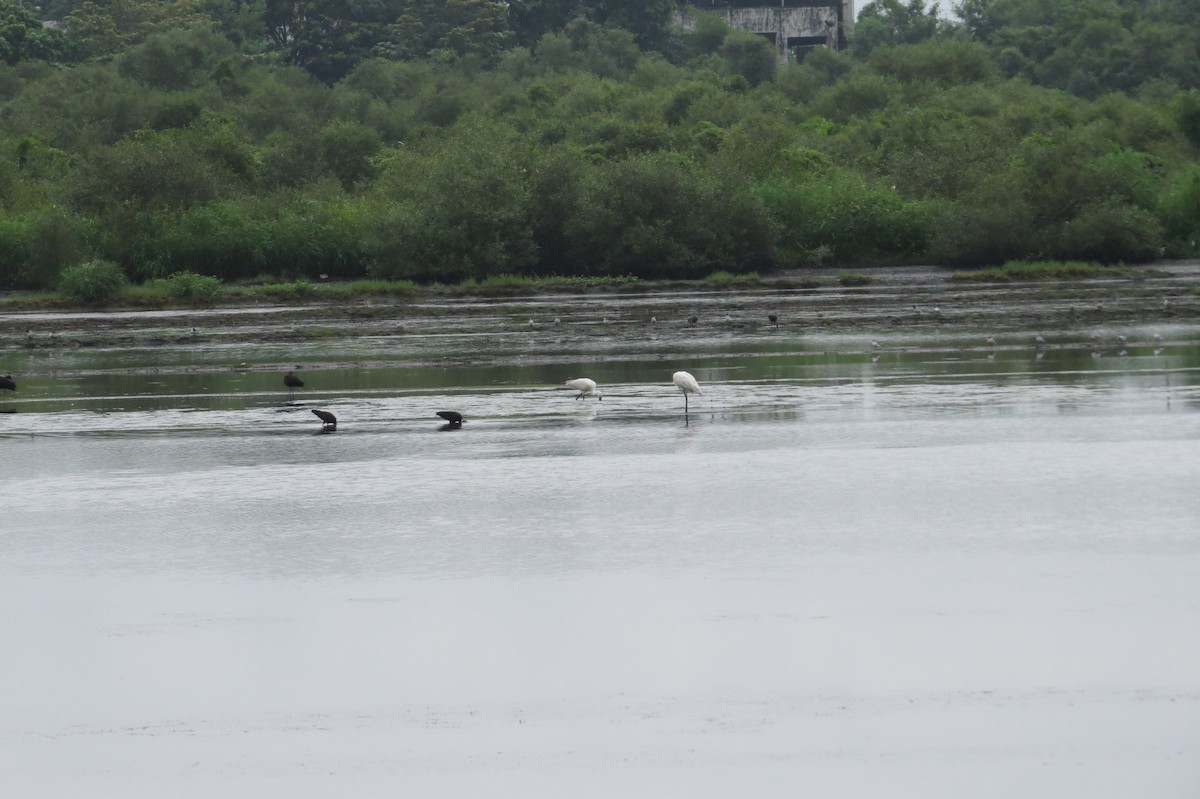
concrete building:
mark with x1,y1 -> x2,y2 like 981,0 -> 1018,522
675,0 -> 855,62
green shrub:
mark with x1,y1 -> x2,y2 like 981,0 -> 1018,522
838,272 -> 873,287
456,274 -> 643,293
58,259 -> 127,304
0,208 -> 92,291
544,274 -> 640,289
949,260 -> 1126,282
163,270 -> 222,300
926,178 -> 1038,266
1171,89 -> 1200,148
476,273 -> 533,289
706,270 -> 760,284
250,280 -> 315,300
759,172 -> 929,265
561,152 -> 777,280
1052,201 -> 1163,263
1158,167 -> 1200,250
0,216 -> 33,290
322,279 -> 420,299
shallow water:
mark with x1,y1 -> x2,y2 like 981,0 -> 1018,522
2,318 -> 1199,797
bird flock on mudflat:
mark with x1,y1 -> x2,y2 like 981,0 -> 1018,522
279,369 -> 705,433
269,319 -> 1175,431
2,305 -> 1177,430
0,365 -> 708,430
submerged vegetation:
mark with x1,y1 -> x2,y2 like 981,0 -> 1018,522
0,0 -> 1198,302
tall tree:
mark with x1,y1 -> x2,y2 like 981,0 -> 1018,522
589,0 -> 673,50
202,0 -> 267,48
381,0 -> 511,61
509,0 -> 674,50
64,0 -> 213,59
851,0 -> 944,59
0,0 -> 68,64
954,0 -> 1200,93
507,0 -> 580,48
263,0 -> 390,82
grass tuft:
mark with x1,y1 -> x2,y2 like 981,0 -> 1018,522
705,270 -> 761,285
57,259 -> 127,304
949,260 -> 1129,283
837,272 -> 873,287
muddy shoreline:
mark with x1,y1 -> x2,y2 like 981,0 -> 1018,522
2,264 -> 1198,359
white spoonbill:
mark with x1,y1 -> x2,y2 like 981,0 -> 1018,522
672,371 -> 702,413
565,378 -> 602,401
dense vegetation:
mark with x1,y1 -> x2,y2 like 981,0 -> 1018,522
0,0 -> 1198,294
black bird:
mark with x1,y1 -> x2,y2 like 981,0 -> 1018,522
436,411 -> 465,428
284,370 -> 304,400
768,314 -> 778,327
311,409 -> 337,430
688,315 -> 698,325
0,374 -> 15,393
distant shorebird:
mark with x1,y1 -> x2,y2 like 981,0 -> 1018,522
688,316 -> 698,325
436,411 -> 465,428
284,370 -> 304,400
311,409 -> 337,430
0,374 -> 14,394
672,370 -> 702,414
564,378 -> 602,401
768,314 -> 778,327
986,335 -> 996,347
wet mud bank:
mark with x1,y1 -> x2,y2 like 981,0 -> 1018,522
2,264 -> 1198,365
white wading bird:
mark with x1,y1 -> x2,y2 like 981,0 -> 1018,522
565,378 -> 602,401
672,370 -> 702,413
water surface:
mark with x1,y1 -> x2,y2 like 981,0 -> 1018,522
1,314 -> 1198,798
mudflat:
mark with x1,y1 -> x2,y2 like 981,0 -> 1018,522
1,264 -> 1197,366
